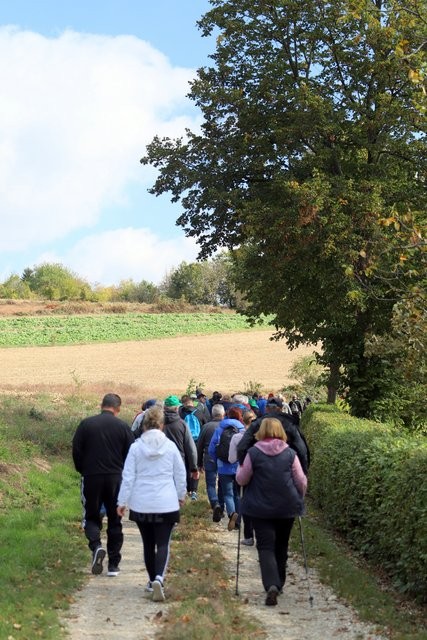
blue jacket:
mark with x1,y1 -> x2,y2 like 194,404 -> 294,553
208,418 -> 245,475
257,398 -> 267,415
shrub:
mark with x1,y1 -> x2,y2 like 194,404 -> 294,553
302,405 -> 427,601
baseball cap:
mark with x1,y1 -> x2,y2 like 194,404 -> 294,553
164,395 -> 181,407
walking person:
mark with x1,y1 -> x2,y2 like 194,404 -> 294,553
228,409 -> 257,546
208,407 -> 245,531
236,417 -> 307,606
117,405 -> 186,601
72,393 -> 134,576
197,403 -> 225,521
163,395 -> 200,497
179,395 -> 202,500
236,396 -> 309,475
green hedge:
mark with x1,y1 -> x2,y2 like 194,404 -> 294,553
302,405 -> 427,601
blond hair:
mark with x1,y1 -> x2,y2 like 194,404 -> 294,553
255,417 -> 287,442
143,405 -> 164,431
242,410 -> 256,427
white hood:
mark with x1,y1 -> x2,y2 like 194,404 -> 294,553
139,429 -> 169,459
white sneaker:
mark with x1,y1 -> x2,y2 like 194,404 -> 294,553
144,581 -> 153,592
152,579 -> 165,602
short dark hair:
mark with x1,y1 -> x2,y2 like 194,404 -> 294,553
101,393 -> 121,410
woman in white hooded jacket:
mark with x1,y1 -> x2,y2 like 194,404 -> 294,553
117,405 -> 186,602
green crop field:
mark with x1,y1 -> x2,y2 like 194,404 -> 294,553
0,312 -> 261,347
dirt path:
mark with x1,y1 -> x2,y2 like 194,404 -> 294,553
0,330 -> 315,395
63,520 -> 166,639
217,524 -> 387,640
62,515 -> 387,640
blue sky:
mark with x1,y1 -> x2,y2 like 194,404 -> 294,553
0,1 -> 214,285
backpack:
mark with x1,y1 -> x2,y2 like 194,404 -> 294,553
289,400 -> 301,416
216,425 -> 239,462
184,410 -> 201,442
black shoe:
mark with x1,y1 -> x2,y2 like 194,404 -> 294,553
212,504 -> 222,523
107,565 -> 120,577
91,547 -> 106,575
265,585 -> 279,606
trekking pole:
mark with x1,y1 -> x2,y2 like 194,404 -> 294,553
235,488 -> 242,596
298,516 -> 314,607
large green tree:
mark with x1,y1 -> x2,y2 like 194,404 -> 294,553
26,263 -> 91,301
143,0 -> 426,423
161,253 -> 237,306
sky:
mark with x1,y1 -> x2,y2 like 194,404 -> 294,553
0,0 -> 214,286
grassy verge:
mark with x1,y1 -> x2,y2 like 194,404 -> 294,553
289,500 -> 427,640
0,431 -> 86,639
162,497 -> 264,639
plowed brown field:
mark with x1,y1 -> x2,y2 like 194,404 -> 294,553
0,330 -> 315,397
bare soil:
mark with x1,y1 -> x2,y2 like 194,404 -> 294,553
0,330 -> 315,397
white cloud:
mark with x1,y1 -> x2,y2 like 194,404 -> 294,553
0,27 -> 199,252
38,227 -> 200,285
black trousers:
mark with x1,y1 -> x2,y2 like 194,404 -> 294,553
81,474 -> 123,567
251,516 -> 295,591
135,519 -> 175,583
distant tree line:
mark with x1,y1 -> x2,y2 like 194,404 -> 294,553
0,253 -> 238,307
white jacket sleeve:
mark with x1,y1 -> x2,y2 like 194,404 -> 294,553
117,444 -> 137,506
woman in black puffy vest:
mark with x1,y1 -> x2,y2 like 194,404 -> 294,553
236,417 -> 307,606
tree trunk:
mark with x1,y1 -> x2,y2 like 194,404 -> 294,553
327,362 -> 340,404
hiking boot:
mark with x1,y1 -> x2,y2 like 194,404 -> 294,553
190,491 -> 198,501
265,585 -> 279,606
152,579 -> 165,602
107,565 -> 120,577
242,537 -> 254,546
91,547 -> 106,575
212,503 -> 222,523
227,512 -> 238,531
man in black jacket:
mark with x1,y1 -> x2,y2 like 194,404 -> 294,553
236,397 -> 309,475
72,393 -> 134,576
163,395 -> 199,498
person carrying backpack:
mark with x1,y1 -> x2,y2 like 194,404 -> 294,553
289,395 -> 304,425
208,407 -> 245,531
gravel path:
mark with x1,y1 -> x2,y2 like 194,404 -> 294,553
216,524 -> 388,640
62,516 -> 388,639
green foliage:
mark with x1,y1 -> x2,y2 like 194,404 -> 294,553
0,393 -> 94,455
0,274 -> 34,299
25,262 -> 92,301
161,253 -> 237,307
282,355 -> 327,402
113,278 -> 159,303
241,380 -> 264,396
0,312 -> 254,347
184,378 -> 206,396
290,504 -> 427,640
142,0 -> 426,428
0,425 -> 86,639
303,405 -> 427,601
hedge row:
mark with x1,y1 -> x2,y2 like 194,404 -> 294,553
302,404 -> 427,601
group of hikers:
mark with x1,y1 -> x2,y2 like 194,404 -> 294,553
72,389 -> 310,606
